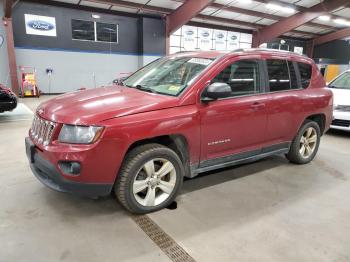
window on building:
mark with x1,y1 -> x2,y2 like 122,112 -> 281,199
212,60 -> 260,97
72,20 -> 95,41
96,22 -> 118,42
267,59 -> 291,92
72,19 -> 118,43
298,62 -> 312,88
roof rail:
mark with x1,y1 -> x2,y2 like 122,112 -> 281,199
175,51 -> 195,54
231,48 -> 309,58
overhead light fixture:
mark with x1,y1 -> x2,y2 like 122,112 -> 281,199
318,15 -> 330,21
266,3 -> 295,13
266,3 -> 281,11
334,18 -> 350,26
281,7 -> 296,14
92,14 -> 100,19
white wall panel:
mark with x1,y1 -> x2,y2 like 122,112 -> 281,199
15,48 -> 141,93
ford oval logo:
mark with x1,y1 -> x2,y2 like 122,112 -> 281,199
202,32 -> 210,37
231,35 -> 238,40
217,33 -> 224,39
186,30 -> 194,36
27,20 -> 55,31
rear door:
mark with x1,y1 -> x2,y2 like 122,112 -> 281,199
264,58 -> 306,145
199,56 -> 269,163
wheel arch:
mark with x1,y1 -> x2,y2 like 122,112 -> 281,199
305,113 -> 326,135
125,134 -> 192,177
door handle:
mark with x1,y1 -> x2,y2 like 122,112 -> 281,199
251,102 -> 265,109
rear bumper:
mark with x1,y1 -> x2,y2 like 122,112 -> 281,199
25,137 -> 113,198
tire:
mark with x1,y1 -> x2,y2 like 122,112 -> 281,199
115,143 -> 184,214
286,120 -> 321,164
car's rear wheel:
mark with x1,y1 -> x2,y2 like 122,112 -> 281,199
115,143 -> 184,214
286,120 -> 321,164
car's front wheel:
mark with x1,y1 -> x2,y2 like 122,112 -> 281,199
115,144 -> 184,214
286,120 -> 321,164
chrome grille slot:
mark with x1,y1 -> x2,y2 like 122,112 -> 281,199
30,115 -> 56,146
335,105 -> 350,112
331,119 -> 350,127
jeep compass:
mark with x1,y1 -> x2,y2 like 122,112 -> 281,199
25,49 -> 333,213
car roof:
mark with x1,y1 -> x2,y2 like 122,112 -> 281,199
170,48 -> 312,62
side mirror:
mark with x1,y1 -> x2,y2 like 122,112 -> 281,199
201,82 -> 231,102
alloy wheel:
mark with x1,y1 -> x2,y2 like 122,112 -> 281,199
299,127 -> 318,159
133,158 -> 176,207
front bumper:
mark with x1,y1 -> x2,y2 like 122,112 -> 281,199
0,99 -> 17,112
330,111 -> 350,132
25,137 -> 113,198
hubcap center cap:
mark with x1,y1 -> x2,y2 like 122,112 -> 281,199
149,177 -> 158,187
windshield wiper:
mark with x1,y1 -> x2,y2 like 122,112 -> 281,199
135,85 -> 157,93
328,85 -> 347,89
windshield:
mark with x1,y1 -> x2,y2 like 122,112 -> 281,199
329,72 -> 350,90
123,56 -> 214,96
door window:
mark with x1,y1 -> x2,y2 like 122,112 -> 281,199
211,60 -> 260,97
267,59 -> 291,92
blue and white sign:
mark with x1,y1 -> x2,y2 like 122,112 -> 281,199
25,14 -> 57,37
227,32 -> 240,50
214,30 -> 227,51
198,28 -> 212,51
182,26 -> 197,51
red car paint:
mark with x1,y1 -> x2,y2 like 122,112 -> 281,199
26,50 -> 333,195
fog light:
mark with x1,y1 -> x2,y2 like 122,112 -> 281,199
58,161 -> 81,176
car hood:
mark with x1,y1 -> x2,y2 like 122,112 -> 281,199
37,86 -> 179,125
329,88 -> 350,106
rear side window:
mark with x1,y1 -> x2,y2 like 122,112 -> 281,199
267,60 -> 290,91
298,62 -> 312,88
212,60 -> 260,97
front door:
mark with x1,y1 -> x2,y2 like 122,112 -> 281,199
199,58 -> 268,165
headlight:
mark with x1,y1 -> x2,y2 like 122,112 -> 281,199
58,125 -> 104,144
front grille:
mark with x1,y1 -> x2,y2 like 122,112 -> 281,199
331,119 -> 350,127
335,105 -> 350,112
30,115 -> 57,146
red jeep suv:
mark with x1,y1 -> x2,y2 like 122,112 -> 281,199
25,49 -> 333,213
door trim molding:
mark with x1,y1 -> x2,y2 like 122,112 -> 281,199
189,142 -> 290,178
